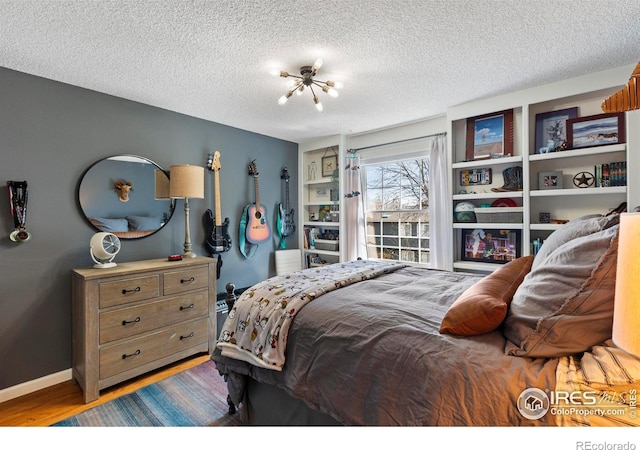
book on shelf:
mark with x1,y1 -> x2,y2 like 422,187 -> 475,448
594,161 -> 626,187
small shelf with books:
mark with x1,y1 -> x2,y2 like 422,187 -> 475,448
299,138 -> 345,268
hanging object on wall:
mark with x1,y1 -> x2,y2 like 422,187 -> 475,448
114,180 -> 133,202
204,150 -> 231,279
277,167 -> 295,249
7,181 -> 31,242
239,160 -> 271,258
601,61 -> 640,113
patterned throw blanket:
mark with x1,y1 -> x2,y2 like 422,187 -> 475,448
217,260 -> 406,371
555,340 -> 640,426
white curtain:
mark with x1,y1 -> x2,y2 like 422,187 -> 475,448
344,152 -> 367,260
428,134 -> 452,270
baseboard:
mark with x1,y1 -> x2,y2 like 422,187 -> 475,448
0,369 -> 72,403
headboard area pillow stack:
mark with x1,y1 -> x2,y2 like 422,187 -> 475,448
89,217 -> 129,233
440,255 -> 534,336
503,214 -> 620,358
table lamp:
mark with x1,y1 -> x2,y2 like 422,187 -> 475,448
170,164 -> 204,258
612,212 -> 640,356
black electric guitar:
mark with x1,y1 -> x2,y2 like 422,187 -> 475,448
278,167 -> 295,238
204,151 -> 231,276
245,160 -> 271,244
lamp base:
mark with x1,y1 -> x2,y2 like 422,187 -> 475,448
182,251 -> 198,258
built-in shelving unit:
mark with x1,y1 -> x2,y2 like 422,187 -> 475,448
447,66 -> 639,272
298,137 -> 346,268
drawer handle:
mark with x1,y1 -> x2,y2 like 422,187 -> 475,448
180,332 -> 195,340
122,349 -> 141,359
122,287 -> 141,295
122,316 -> 141,326
180,277 -> 195,284
180,304 -> 195,311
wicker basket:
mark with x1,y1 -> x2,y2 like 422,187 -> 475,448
474,207 -> 523,223
314,239 -> 339,251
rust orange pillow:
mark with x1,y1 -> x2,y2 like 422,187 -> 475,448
440,256 -> 534,336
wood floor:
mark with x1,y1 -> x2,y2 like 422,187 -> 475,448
0,354 -> 211,427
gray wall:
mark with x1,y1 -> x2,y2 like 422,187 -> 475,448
0,67 -> 298,390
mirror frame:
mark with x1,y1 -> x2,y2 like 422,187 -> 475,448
78,155 -> 176,239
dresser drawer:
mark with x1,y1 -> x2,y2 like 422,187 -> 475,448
99,275 -> 160,308
99,317 -> 208,379
99,290 -> 209,344
163,266 -> 209,296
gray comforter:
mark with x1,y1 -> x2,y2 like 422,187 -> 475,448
212,266 -> 559,426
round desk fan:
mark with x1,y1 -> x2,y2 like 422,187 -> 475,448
90,232 -> 121,268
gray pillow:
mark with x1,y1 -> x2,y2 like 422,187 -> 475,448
89,217 -> 129,233
126,216 -> 160,231
531,214 -> 618,271
503,224 -> 619,358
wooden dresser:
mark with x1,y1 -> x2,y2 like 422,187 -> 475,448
71,256 -> 217,403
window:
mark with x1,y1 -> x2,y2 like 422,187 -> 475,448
363,157 -> 430,264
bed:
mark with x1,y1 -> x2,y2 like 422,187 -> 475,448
212,214 -> 640,426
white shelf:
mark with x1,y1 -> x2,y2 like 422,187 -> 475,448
530,223 -> 563,231
530,186 -> 626,197
453,222 -> 523,229
303,248 -> 340,257
453,191 -> 523,201
306,201 -> 340,206
529,144 -> 626,162
303,178 -> 334,185
452,261 -> 500,273
304,221 -> 340,227
452,155 -> 523,169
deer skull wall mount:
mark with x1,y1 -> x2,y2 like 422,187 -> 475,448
114,180 -> 133,202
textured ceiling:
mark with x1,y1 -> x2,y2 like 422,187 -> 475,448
1,1 -> 639,144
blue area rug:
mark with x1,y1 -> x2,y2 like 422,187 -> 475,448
53,360 -> 241,426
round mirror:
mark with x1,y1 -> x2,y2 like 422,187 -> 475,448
78,155 -> 175,239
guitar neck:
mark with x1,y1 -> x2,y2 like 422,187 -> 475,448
214,170 -> 222,226
284,178 -> 290,210
254,174 -> 260,207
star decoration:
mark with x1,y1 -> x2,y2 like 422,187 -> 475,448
573,171 -> 595,188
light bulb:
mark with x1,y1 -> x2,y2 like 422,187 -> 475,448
314,96 -> 323,112
333,81 -> 344,89
313,58 -> 323,71
296,85 -> 305,95
322,86 -> 339,98
278,91 -> 293,105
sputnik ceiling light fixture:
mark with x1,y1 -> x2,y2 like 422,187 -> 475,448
275,59 -> 342,112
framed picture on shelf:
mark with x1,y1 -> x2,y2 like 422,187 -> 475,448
534,107 -> 578,153
566,112 -> 626,149
465,109 -> 514,161
538,171 -> 563,190
321,154 -> 338,177
460,168 -> 492,186
318,205 -> 331,222
461,228 -> 521,265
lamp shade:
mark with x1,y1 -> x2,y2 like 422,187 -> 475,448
612,212 -> 640,356
169,165 -> 205,199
